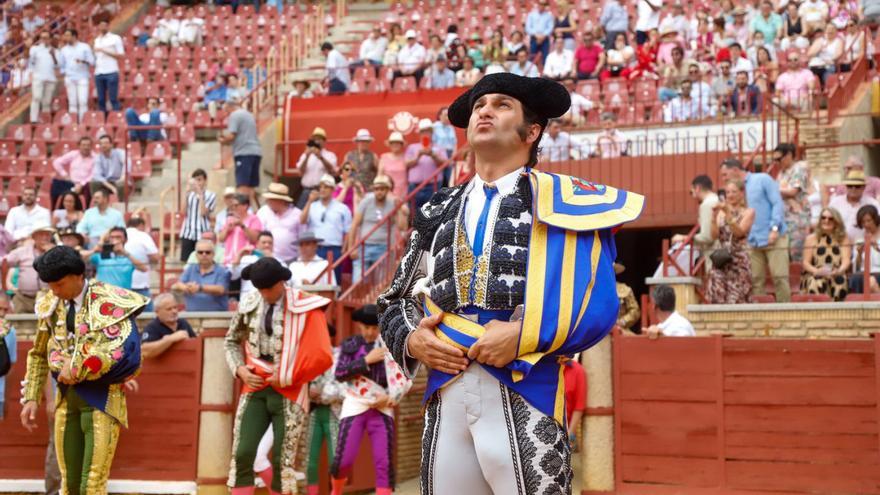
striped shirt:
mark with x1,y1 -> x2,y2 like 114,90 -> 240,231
180,191 -> 217,241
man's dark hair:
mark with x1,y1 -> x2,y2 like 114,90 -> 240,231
447,24 -> 458,34
321,41 -> 333,51
99,134 -> 113,144
127,216 -> 145,228
191,168 -> 207,180
729,42 -> 742,50
258,230 -> 274,239
691,175 -> 713,191
652,284 -> 676,312
234,193 -> 250,205
34,246 -> 86,283
520,103 -> 543,166
78,136 -> 92,144
856,204 -> 880,229
720,158 -> 744,170
774,142 -> 796,158
109,226 -> 128,242
672,46 -> 684,56
515,47 -> 528,56
66,28 -> 78,38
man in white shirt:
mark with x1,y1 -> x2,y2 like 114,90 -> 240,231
394,30 -> 428,86
728,43 -> 755,83
288,231 -> 336,287
635,0 -> 663,45
28,31 -> 58,124
59,28 -> 95,121
538,119 -> 573,163
177,7 -> 205,46
321,41 -> 350,95
93,20 -> 125,112
357,27 -> 388,67
125,216 -> 159,310
542,37 -> 575,80
664,80 -> 711,122
149,8 -> 180,46
295,127 -> 338,208
646,285 -> 696,337
561,77 -> 594,126
4,186 -> 51,241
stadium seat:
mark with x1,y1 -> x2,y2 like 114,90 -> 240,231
53,112 -> 77,127
33,124 -> 60,143
81,111 -> 106,128
0,158 -> 25,178
53,141 -> 77,157
130,157 -> 151,180
145,141 -> 170,162
20,141 -> 48,161
6,124 -> 32,143
0,142 -> 15,159
29,159 -> 53,177
6,177 -> 35,196
60,125 -> 87,142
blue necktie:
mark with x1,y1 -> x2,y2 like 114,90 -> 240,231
472,184 -> 498,259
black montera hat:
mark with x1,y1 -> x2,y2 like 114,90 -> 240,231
241,257 -> 292,290
447,73 -> 571,129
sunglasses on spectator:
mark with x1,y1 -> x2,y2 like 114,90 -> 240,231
342,166 -> 352,172
847,185 -> 865,189
820,215 -> 835,221
197,250 -> 213,254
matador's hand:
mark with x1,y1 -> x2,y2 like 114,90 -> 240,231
408,312 -> 469,375
468,320 -> 520,367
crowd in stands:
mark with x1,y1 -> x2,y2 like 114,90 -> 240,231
673,145 -> 880,304
307,0 -> 876,127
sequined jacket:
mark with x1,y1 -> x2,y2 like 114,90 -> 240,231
378,174 -> 533,374
22,281 -> 147,426
616,282 -> 641,330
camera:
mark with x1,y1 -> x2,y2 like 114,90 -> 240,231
306,139 -> 322,149
100,243 -> 114,259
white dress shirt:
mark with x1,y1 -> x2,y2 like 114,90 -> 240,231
289,256 -> 336,287
93,32 -> 124,75
542,49 -> 574,79
28,44 -> 58,82
178,18 -> 204,43
658,311 -> 695,336
325,48 -> 350,85
59,42 -> 94,81
397,42 -> 427,73
4,204 -> 51,240
463,168 -> 524,246
359,36 -> 388,63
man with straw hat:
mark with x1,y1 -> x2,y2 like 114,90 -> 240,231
344,129 -> 380,189
296,127 -> 338,209
378,72 -> 644,494
348,175 -> 409,282
830,169 -> 880,243
258,182 -> 304,264
2,223 -> 56,313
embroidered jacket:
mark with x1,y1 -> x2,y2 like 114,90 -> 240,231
22,281 -> 147,426
378,170 -> 644,423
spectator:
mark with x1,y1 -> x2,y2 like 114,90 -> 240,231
321,41 -> 350,95
800,0 -> 830,33
829,169 -> 880,242
801,207 -> 851,300
51,136 -> 95,209
831,155 -> 880,199
539,119 -> 572,163
448,42 -> 467,72
219,96 -> 263,206
712,60 -> 735,110
729,70 -> 761,115
658,46 -> 689,102
574,31 -> 605,80
466,34 -> 486,70
483,31 -> 507,67
0,294 -> 14,418
864,0 -> 880,24
149,8 -> 180,46
405,119 -> 448,209
807,23 -> 843,87
301,174 -> 351,282
83,226 -> 148,289
451,146 -> 475,186
20,4 -> 44,33
59,28 -> 94,121
229,230 -> 274,296
335,161 -> 364,213
727,43 -> 755,82
706,179 -> 755,304
840,19 -> 865,72
215,187 -> 238,233
672,175 -> 719,263
288,231 -> 335,286
239,52 -> 266,92
205,48 -> 237,81
140,293 -> 197,359
603,32 -> 636,80
377,132 -> 408,200
483,54 -> 508,75
664,79 -> 713,122
509,47 -> 539,77
125,216 -> 159,308
635,0 -> 664,45
425,56 -> 456,89
506,30 -> 526,58
126,97 -> 169,143
719,158 -> 791,302
93,19 -> 124,112
185,230 -> 225,266
394,30 -> 427,86
345,129 -> 380,188
542,36 -> 575,80
9,56 -> 32,94
561,77 -> 594,126
290,79 -> 314,98
852,205 -> 880,293
600,0 -> 629,48
613,262 -> 641,332
455,56 -> 482,87
173,239 -> 230,311
553,0 -> 577,50
28,31 -> 58,124
774,143 -> 812,262
594,112 -> 626,158
193,73 -> 228,118
5,186 -> 51,241
295,127 -> 338,208
220,193 -> 263,266
781,2 -> 807,51
562,356 -> 586,449
349,175 -> 408,282
356,26 -> 388,69
179,168 -> 216,262
177,7 -> 204,47
750,1 -> 783,44
775,52 -> 816,110
257,183 -> 303,263
225,74 -> 246,105
433,107 -> 457,185
91,135 -> 129,199
747,32 -> 777,67
525,0 -> 554,61
688,63 -> 715,113
58,226 -> 85,250
646,285 -> 695,337
2,224 -> 54,312
52,191 -> 83,230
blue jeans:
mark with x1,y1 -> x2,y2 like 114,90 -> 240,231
95,72 -> 120,112
328,78 -> 347,95
529,36 -> 550,62
317,245 -> 343,284
126,108 -> 162,141
353,244 -> 387,283
133,287 -> 153,312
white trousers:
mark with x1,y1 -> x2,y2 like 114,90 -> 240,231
65,78 -> 90,120
30,79 -> 56,123
421,364 -> 572,495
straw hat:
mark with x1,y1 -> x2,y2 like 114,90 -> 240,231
311,127 -> 327,139
417,118 -> 434,132
353,128 -> 374,142
262,182 -> 293,202
387,131 -> 405,144
223,186 -> 237,197
319,174 -> 337,188
842,169 -> 867,186
297,231 -> 324,244
372,175 -> 393,188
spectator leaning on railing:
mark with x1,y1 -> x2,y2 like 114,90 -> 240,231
672,175 -> 719,266
140,293 -> 197,360
173,239 -> 230,311
646,284 -> 695,337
